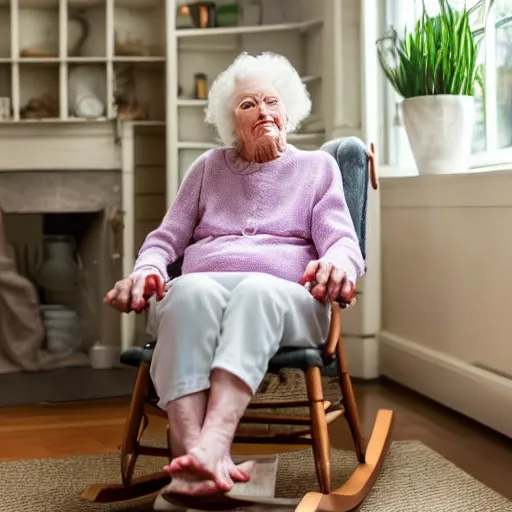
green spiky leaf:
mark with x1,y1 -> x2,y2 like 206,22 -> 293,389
376,0 -> 512,98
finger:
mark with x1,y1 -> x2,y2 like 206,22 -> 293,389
315,261 -> 332,286
116,280 -> 132,310
327,280 -> 341,302
340,278 -> 355,303
143,274 -> 164,300
131,276 -> 146,313
131,276 -> 144,300
303,278 -> 316,293
328,267 -> 345,301
311,283 -> 327,303
104,288 -> 117,303
299,260 -> 320,285
155,277 -> 165,301
112,297 -> 131,314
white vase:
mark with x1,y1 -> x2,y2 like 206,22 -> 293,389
115,7 -> 156,56
68,66 -> 106,118
36,236 -> 80,293
401,95 -> 475,175
19,9 -> 86,57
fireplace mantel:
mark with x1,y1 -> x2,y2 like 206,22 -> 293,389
0,123 -> 121,172
0,171 -> 121,213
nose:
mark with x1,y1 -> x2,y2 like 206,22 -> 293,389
258,110 -> 272,121
258,102 -> 270,118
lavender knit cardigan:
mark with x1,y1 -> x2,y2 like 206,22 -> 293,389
132,144 -> 365,285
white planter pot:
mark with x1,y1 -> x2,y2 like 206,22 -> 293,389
402,95 -> 475,175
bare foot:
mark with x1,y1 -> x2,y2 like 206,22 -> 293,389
164,455 -> 251,483
165,454 -> 251,482
166,449 -> 233,492
164,458 -> 257,497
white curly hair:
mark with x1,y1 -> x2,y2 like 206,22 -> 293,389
205,52 -> 312,147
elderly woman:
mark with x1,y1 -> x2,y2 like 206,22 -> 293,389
105,52 -> 364,497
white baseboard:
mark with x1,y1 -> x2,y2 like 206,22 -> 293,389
379,331 -> 512,438
343,335 -> 380,380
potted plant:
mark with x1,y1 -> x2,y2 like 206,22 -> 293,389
377,0 -> 510,175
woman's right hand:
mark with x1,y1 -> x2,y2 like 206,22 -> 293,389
104,273 -> 165,314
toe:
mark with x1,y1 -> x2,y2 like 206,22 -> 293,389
238,460 -> 257,475
224,456 -> 252,483
200,480 -> 219,495
215,463 -> 234,492
168,455 -> 191,473
230,467 -> 249,482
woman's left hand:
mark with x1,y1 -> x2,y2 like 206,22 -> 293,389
300,260 -> 355,305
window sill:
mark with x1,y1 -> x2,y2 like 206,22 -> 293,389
380,163 -> 512,180
380,148 -> 512,179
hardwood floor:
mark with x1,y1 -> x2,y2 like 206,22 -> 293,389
0,379 -> 510,501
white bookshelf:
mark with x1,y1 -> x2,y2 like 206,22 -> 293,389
165,0 -> 331,205
0,0 -> 166,122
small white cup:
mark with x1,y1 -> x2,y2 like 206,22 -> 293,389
90,343 -> 120,370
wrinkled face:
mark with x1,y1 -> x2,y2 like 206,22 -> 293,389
233,77 -> 287,147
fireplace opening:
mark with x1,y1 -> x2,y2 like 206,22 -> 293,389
0,210 -> 121,376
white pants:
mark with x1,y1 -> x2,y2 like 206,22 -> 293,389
147,272 -> 331,410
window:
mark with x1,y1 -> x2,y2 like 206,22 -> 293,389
384,0 -> 512,171
496,0 -> 512,150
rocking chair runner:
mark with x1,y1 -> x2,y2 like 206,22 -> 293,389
82,137 -> 394,512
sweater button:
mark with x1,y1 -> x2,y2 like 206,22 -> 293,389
243,222 -> 256,236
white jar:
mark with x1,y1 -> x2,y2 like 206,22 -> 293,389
90,343 -> 119,370
68,66 -> 106,118
36,236 -> 80,293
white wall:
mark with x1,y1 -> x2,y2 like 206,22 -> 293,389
133,128 -> 166,340
379,172 -> 512,437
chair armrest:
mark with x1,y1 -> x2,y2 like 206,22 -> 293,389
323,288 -> 361,359
323,302 -> 341,359
369,142 -> 378,191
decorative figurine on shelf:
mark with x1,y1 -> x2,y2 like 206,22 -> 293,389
67,11 -> 90,57
114,7 -> 158,56
20,95 -> 59,119
215,3 -> 238,27
176,4 -> 195,29
114,64 -> 149,121
194,73 -> 208,100
189,2 -> 216,28
116,100 -> 149,121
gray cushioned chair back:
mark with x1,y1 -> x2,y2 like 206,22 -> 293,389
320,137 -> 369,260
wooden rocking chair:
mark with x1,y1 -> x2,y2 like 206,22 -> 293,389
82,138 -> 394,512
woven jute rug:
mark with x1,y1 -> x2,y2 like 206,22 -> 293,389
1,440 -> 511,512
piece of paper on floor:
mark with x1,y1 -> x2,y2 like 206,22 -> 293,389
229,454 -> 279,498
